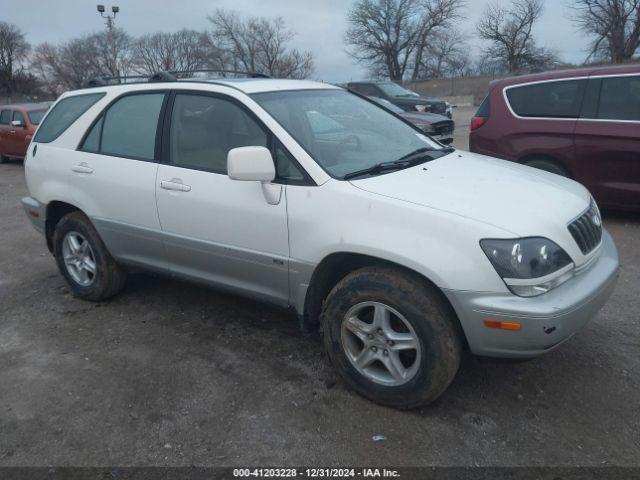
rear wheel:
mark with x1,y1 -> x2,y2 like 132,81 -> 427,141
53,211 -> 126,301
321,266 -> 461,409
524,157 -> 570,177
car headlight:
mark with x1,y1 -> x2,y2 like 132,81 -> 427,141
420,124 -> 435,134
480,237 -> 574,297
415,104 -> 428,112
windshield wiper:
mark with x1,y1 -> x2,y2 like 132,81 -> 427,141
343,161 -> 414,180
396,146 -> 454,162
343,146 -> 455,180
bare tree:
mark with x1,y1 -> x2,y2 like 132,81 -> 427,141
133,30 -> 212,74
421,28 -> 470,78
31,37 -> 100,93
411,0 -> 465,80
89,28 -> 133,78
345,0 -> 419,81
571,0 -> 640,63
477,0 -> 556,73
208,10 -> 313,78
0,22 -> 30,94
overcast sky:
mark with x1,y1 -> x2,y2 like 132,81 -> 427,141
2,0 -> 589,82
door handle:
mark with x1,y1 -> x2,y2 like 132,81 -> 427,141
72,163 -> 94,174
160,180 -> 191,192
9,130 -> 15,134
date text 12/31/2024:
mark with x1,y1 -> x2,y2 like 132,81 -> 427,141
233,468 -> 401,478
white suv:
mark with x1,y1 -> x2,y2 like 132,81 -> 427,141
22,74 -> 619,408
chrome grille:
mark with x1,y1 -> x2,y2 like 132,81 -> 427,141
568,202 -> 602,254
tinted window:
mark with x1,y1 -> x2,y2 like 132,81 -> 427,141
170,93 -> 267,174
12,111 -> 26,125
506,80 -> 587,118
27,109 -> 47,125
476,94 -> 490,118
597,75 -> 640,121
101,93 -> 164,160
580,78 -> 602,118
34,93 -> 104,143
0,110 -> 10,125
81,116 -> 103,152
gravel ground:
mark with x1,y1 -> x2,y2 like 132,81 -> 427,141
1,122 -> 639,467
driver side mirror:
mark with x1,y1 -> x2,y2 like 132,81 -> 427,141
227,146 -> 275,182
11,120 -> 25,128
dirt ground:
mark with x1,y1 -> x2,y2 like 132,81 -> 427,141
1,118 -> 639,467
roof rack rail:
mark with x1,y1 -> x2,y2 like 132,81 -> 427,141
85,69 -> 270,88
166,69 -> 270,79
85,75 -> 151,88
148,71 -> 177,83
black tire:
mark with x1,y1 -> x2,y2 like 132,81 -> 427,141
0,155 -> 7,164
321,266 -> 462,409
524,157 -> 570,177
53,211 -> 126,301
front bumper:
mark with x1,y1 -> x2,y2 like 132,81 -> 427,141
21,196 -> 46,235
444,230 -> 619,358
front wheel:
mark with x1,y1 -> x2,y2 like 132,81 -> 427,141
321,266 -> 461,409
53,211 -> 127,301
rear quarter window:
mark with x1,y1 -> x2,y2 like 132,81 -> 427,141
34,93 -> 105,143
505,79 -> 587,118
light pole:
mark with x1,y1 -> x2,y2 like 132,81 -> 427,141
97,4 -> 119,32
96,5 -> 120,78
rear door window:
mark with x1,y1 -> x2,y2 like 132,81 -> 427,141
96,93 -> 165,160
505,79 -> 587,118
34,93 -> 104,143
596,75 -> 640,121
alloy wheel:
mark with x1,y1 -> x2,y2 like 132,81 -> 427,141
341,301 -> 421,386
62,231 -> 97,287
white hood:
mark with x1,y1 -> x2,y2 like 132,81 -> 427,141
350,150 -> 591,237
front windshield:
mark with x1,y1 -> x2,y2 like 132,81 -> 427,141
377,82 -> 419,98
252,89 -> 443,179
27,109 -> 47,125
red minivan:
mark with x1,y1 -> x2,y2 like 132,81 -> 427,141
0,103 -> 49,163
469,64 -> 640,211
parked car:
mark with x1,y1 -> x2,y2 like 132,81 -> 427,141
22,75 -> 618,408
368,96 -> 455,144
347,81 -> 452,118
0,103 -> 49,163
469,64 -> 640,211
